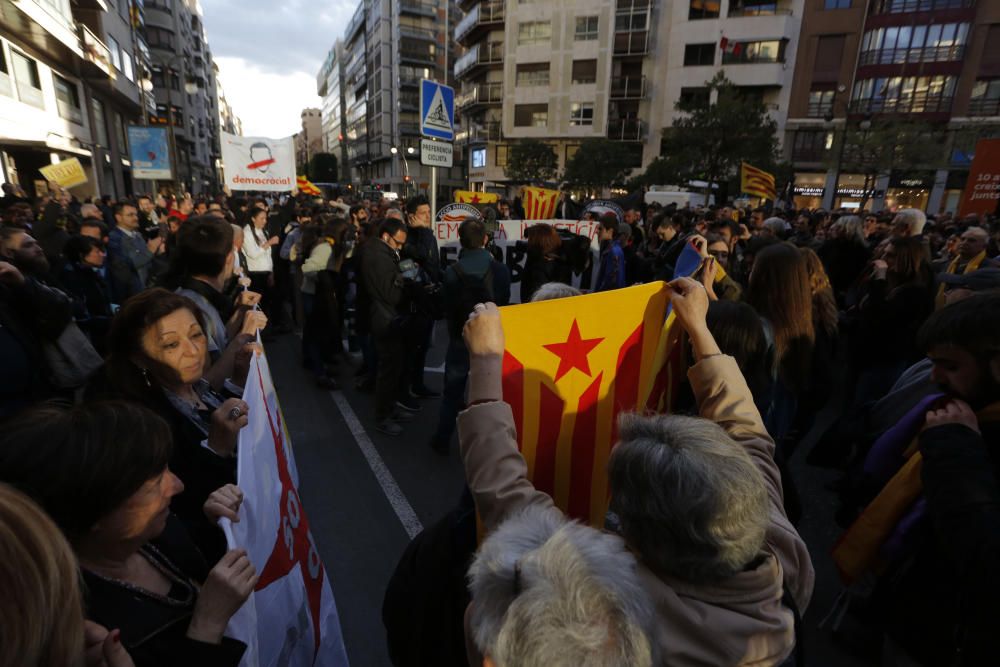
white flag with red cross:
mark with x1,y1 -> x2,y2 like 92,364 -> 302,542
224,348 -> 349,666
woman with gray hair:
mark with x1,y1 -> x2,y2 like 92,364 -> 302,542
458,278 -> 814,665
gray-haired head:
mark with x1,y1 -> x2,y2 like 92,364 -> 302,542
834,215 -> 865,244
892,208 -> 926,236
762,217 -> 786,236
468,506 -> 655,667
607,412 -> 769,584
531,282 -> 583,302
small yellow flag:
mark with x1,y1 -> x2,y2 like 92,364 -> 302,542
454,190 -> 498,204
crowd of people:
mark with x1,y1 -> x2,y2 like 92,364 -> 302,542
1,178 -> 999,666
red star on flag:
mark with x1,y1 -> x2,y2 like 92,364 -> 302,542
543,319 -> 604,382
253,366 -> 326,659
469,194 -> 481,203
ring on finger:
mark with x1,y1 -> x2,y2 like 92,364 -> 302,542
229,407 -> 243,419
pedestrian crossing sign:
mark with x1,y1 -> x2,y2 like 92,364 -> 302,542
420,79 -> 455,141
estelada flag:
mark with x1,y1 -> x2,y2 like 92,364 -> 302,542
455,190 -> 499,204
500,282 -> 687,526
296,175 -> 322,196
741,162 -> 777,201
522,186 -> 560,220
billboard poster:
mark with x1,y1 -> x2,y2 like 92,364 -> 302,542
127,125 -> 173,180
959,138 -> 1000,218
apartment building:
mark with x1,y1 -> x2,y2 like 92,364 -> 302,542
786,0 -> 1000,213
0,0 -> 152,198
294,107 -> 323,169
143,0 -> 222,193
214,62 -> 242,136
319,0 -> 465,197
454,0 -> 803,192
318,40 -> 348,173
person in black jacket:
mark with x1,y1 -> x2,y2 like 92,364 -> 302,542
402,195 -> 442,399
59,234 -> 114,354
0,401 -> 252,667
361,218 -> 412,436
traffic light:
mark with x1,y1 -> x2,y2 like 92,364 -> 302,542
404,175 -> 411,182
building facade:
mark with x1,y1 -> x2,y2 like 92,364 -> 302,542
0,0 -> 153,198
214,61 -> 242,137
294,107 -> 323,169
142,0 -> 222,194
318,0 -> 465,199
786,0 -> 1000,213
454,0 -> 803,193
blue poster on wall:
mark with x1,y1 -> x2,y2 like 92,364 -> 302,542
127,125 -> 172,180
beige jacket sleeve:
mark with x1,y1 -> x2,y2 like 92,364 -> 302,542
688,355 -> 815,611
457,401 -> 557,533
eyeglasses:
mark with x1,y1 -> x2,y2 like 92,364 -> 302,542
709,250 -> 730,261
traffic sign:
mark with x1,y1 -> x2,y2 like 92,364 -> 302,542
420,79 -> 455,141
420,138 -> 453,168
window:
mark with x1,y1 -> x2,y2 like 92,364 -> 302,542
722,39 -> 786,64
92,98 -> 109,146
679,86 -> 709,108
689,0 -> 720,19
10,51 -> 43,108
121,50 -> 134,82
107,36 -> 121,70
729,0 -> 778,16
516,63 -> 549,86
684,43 -> 715,67
514,104 -> 548,127
969,79 -> 1000,116
145,27 -> 176,50
53,74 -> 82,124
570,102 -> 594,126
851,74 -> 957,113
496,144 -> 510,167
824,0 -> 851,8
518,22 -> 551,46
575,16 -> 599,41
0,45 -> 10,98
859,22 -> 969,65
871,0 -> 965,13
791,130 -> 831,161
471,148 -> 486,168
614,10 -> 648,32
571,59 -> 597,84
115,112 -> 128,149
807,87 -> 835,117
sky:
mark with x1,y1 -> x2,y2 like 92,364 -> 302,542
201,0 -> 355,138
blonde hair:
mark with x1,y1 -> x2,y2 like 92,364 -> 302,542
0,483 -> 84,667
800,247 -> 838,337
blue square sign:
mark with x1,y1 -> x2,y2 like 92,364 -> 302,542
420,79 -> 455,141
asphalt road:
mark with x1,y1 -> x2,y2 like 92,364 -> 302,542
266,324 -> 867,667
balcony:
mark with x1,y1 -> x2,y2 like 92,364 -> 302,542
858,45 -> 965,67
457,82 -> 503,110
399,74 -> 422,88
849,93 -> 953,115
607,119 -> 646,141
727,5 -> 793,17
399,122 -> 421,135
613,31 -> 649,56
455,41 -> 504,78
456,121 -> 502,144
967,98 -> 1000,117
806,101 -> 835,118
79,23 -> 115,80
400,0 -> 437,18
399,25 -> 436,42
870,0 -> 973,14
456,1 -> 505,45
609,75 -> 647,100
399,46 -> 436,66
346,7 -> 365,40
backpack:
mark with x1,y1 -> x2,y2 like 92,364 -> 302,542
449,262 -> 495,338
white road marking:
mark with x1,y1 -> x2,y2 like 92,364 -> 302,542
328,390 -> 424,539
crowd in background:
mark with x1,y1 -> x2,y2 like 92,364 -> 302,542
1,178 -> 999,666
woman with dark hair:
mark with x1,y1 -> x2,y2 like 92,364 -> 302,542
99,288 -> 251,556
159,216 -> 265,388
704,300 -> 772,414
0,401 -> 252,666
299,217 -> 349,388
59,234 -> 113,354
520,223 -> 567,303
242,207 -> 278,319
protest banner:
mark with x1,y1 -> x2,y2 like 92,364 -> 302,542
958,138 -> 1000,218
39,157 -> 88,188
434,219 -> 601,302
221,132 -> 296,192
225,349 -> 349,667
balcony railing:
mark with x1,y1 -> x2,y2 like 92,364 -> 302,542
456,2 -> 505,42
609,76 -> 647,99
613,31 -> 648,56
968,98 -> 1000,117
870,0 -> 972,14
607,119 -> 645,141
457,81 -> 503,108
346,8 -> 365,39
400,0 -> 437,17
399,47 -> 436,65
850,94 -> 953,114
79,23 -> 116,79
858,45 -> 965,66
727,5 -> 793,17
806,101 -> 834,118
399,74 -> 421,87
455,41 -> 504,77
399,25 -> 436,41
457,121 -> 502,144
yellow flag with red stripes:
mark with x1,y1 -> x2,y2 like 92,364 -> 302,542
741,162 -> 777,201
521,186 -> 560,220
454,190 -> 499,204
499,283 -> 685,526
296,175 -> 322,196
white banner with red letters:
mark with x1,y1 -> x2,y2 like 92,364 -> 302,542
221,132 -> 296,192
224,348 -> 349,666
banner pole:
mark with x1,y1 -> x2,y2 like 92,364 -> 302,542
431,165 -> 437,216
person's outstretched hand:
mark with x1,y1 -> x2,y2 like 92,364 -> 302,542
667,277 -> 710,334
924,399 -> 979,434
463,302 -> 504,358
187,549 -> 257,644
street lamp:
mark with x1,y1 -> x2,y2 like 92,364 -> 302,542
391,145 -> 414,196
